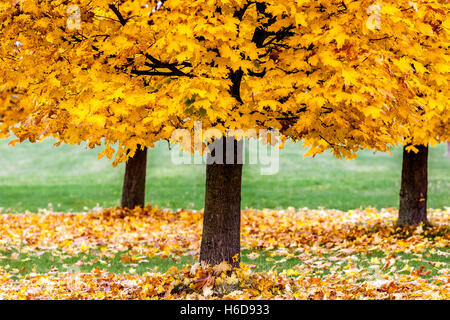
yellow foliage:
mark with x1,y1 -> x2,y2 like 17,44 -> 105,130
0,0 -> 448,161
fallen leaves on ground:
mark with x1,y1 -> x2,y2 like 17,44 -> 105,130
0,206 -> 448,299
0,261 -> 447,300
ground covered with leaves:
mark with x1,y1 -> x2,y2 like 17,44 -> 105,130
0,206 -> 448,299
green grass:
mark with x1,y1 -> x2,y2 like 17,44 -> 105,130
0,248 -> 196,276
0,138 -> 449,212
1,247 -> 447,280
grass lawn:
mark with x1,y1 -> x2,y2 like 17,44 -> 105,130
0,139 -> 449,212
1,247 -> 447,279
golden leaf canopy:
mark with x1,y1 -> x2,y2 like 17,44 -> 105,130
0,0 -> 448,163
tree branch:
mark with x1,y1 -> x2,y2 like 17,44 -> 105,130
142,54 -> 193,77
108,4 -> 127,26
131,69 -> 193,77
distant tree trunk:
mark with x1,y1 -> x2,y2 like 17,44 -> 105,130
445,141 -> 450,158
397,145 -> 430,227
200,138 -> 243,267
121,147 -> 147,209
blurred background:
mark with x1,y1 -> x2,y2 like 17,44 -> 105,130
0,138 -> 448,213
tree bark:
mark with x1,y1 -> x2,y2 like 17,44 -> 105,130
200,138 -> 243,267
397,145 -> 430,227
445,141 -> 450,158
121,147 -> 147,209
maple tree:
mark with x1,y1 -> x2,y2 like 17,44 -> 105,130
396,103 -> 449,227
395,52 -> 449,227
0,0 -> 448,265
390,0 -> 449,227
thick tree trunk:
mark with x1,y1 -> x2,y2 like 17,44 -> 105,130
397,145 -> 430,227
200,138 -> 243,267
121,147 -> 147,209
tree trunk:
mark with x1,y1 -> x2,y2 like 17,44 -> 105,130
397,145 -> 430,227
121,147 -> 147,209
200,138 -> 243,267
445,141 -> 450,158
